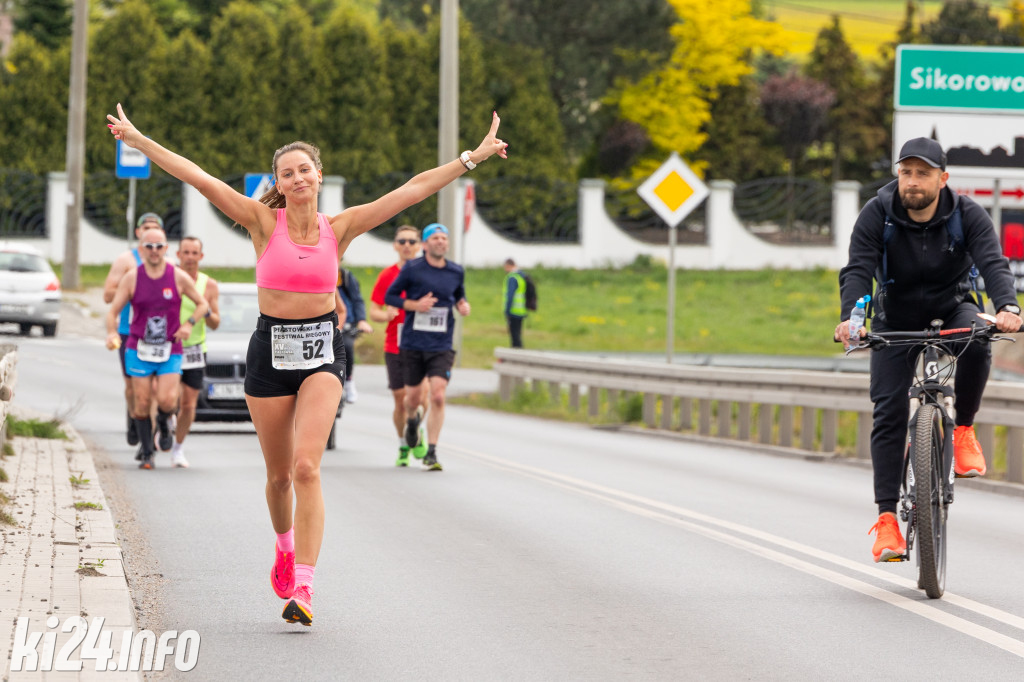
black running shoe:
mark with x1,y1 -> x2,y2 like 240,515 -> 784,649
138,453 -> 154,470
404,406 -> 423,448
127,413 -> 139,446
422,451 -> 442,471
157,416 -> 173,452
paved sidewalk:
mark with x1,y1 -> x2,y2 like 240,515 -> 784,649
1,412 -> 140,681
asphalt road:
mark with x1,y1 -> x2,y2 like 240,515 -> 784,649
9,305 -> 1024,681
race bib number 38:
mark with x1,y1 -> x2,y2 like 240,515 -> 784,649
271,321 -> 335,370
412,306 -> 449,333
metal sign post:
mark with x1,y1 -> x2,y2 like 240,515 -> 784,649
116,140 -> 151,245
637,152 -> 709,363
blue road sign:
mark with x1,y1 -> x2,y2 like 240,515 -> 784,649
115,140 -> 151,179
245,173 -> 275,198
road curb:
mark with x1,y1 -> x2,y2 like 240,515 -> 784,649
0,408 -> 141,681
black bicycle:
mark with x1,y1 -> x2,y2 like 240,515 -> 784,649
852,318 -> 1017,598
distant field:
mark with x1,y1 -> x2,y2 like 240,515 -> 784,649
768,0 -> 1010,60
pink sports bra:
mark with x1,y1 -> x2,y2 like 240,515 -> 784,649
256,209 -> 339,293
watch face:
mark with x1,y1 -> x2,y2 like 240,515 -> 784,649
1004,305 -> 1021,315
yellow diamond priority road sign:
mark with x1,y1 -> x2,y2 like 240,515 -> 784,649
637,152 -> 709,227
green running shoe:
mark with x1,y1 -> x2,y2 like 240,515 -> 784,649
411,428 -> 428,459
396,445 -> 410,467
422,451 -> 443,471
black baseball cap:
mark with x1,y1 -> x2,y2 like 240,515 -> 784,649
897,137 -> 946,170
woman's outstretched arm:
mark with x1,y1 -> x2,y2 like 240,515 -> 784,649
334,111 -> 508,248
107,103 -> 272,239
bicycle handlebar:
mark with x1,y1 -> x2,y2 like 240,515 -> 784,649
856,320 -> 1023,351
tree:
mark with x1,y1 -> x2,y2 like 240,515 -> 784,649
146,29 -> 213,165
203,2 -> 279,177
85,0 -> 168,173
693,76 -> 786,182
615,0 -> 788,180
1004,0 -> 1024,46
919,0 -> 1004,45
315,5 -> 396,182
457,0 -> 677,165
13,0 -> 70,49
0,33 -> 67,171
805,16 -> 887,182
760,72 -> 835,174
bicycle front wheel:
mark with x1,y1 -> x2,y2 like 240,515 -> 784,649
913,403 -> 947,599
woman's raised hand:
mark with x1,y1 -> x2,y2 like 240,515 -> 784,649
106,103 -> 141,147
470,111 -> 509,163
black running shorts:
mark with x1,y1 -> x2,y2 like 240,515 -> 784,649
181,361 -> 205,391
244,311 -> 346,398
400,348 -> 455,387
384,351 -> 404,391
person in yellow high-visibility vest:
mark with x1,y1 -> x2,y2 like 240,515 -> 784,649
503,258 -> 527,348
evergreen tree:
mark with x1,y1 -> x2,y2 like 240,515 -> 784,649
13,0 -> 71,49
204,2 -> 279,177
805,16 -> 887,182
0,33 -> 67,172
381,18 -> 434,173
146,29 -> 213,166
85,0 -> 167,173
315,5 -> 396,182
274,4 -> 323,152
920,0 -> 1004,45
694,76 -> 786,182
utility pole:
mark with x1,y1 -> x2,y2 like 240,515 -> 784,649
62,0 -> 88,290
438,0 -> 459,254
438,0 -> 462,354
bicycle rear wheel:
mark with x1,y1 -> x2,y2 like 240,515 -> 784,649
913,403 -> 947,598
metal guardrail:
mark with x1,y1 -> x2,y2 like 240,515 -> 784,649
493,348 -> 1024,484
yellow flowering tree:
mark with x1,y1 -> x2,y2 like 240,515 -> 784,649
616,0 -> 787,180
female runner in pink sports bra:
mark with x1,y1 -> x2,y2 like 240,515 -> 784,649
107,103 -> 507,627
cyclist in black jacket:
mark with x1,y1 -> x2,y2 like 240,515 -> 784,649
835,137 -> 1023,563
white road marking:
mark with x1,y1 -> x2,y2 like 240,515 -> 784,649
445,443 -> 1024,657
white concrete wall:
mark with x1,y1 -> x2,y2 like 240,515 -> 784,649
36,172 -> 863,270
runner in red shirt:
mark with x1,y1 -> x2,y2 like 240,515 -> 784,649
370,225 -> 429,466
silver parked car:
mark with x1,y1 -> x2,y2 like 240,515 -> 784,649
195,282 -> 343,448
0,242 -> 61,336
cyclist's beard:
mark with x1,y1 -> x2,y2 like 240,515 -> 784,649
900,187 -> 938,211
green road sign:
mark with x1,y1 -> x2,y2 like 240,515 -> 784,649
896,45 -> 1024,113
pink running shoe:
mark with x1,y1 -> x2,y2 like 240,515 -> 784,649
282,583 -> 313,626
270,546 -> 295,599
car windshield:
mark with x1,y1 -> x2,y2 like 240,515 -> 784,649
214,291 -> 260,334
0,252 -> 50,273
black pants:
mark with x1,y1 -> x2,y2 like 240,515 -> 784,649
343,331 -> 356,381
507,315 -> 524,348
869,301 -> 991,514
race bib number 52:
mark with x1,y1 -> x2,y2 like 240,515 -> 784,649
271,321 -> 335,370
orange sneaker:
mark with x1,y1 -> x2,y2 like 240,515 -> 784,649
953,425 -> 986,478
868,513 -> 906,562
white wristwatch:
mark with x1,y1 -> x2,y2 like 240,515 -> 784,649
459,150 -> 476,170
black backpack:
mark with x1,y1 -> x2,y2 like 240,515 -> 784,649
521,272 -> 538,311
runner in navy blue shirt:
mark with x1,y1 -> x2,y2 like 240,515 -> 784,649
384,223 -> 469,471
